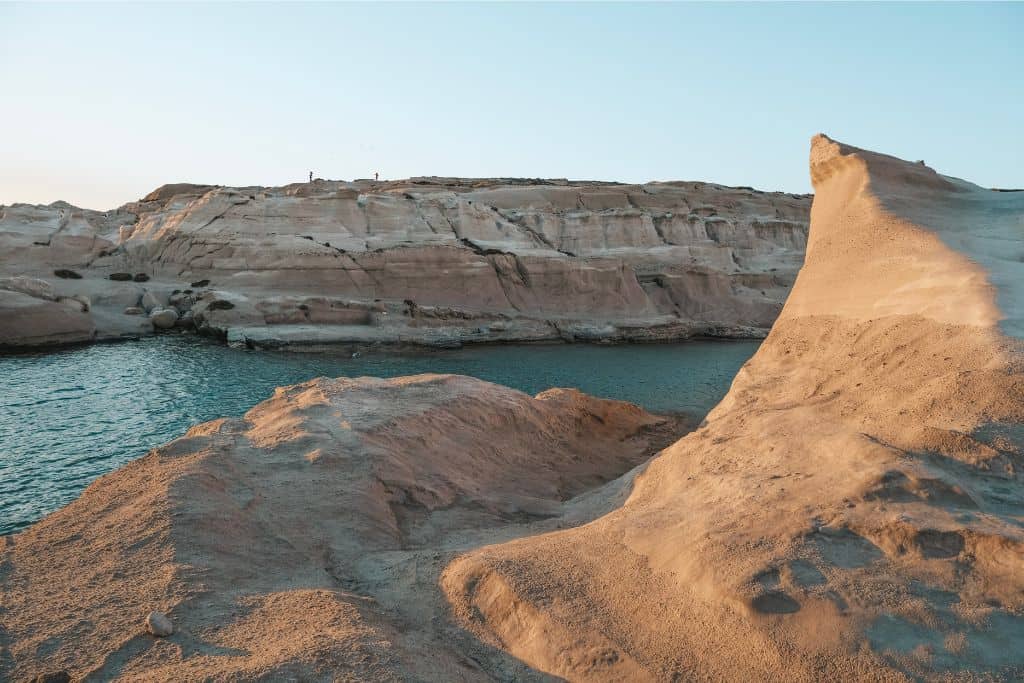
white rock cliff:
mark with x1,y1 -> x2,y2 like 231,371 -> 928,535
0,178 -> 810,348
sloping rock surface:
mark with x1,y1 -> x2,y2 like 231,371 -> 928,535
442,136 -> 1024,681
0,375 -> 684,681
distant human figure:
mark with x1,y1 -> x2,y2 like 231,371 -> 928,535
309,171 -> 313,182
375,171 -> 379,181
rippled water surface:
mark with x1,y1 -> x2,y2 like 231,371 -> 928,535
1,336 -> 758,534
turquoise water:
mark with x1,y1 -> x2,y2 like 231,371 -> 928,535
0,337 -> 758,535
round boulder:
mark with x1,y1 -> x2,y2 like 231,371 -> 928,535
149,307 -> 179,329
145,611 -> 173,637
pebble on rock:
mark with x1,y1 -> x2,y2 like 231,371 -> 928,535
145,611 -> 173,637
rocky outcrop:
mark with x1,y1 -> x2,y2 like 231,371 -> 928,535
0,277 -> 95,348
2,137 -> 1021,681
442,137 -> 1024,680
0,375 -> 686,681
0,178 -> 810,348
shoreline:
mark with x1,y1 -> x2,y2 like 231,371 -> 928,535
0,314 -> 770,355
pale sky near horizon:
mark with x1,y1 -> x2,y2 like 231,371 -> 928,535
1,2 -> 1021,210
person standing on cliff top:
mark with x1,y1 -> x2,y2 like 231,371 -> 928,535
375,171 -> 379,181
309,171 -> 313,183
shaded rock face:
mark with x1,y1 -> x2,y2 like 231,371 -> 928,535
0,278 -> 95,348
442,138 -> 1024,680
0,178 -> 810,348
0,375 -> 686,681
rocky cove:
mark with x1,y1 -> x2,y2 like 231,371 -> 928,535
2,137 -> 1022,682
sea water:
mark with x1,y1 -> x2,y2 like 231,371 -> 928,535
0,336 -> 758,534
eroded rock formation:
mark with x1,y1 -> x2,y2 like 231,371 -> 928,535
0,178 -> 810,348
442,136 -> 1024,680
3,136 -> 1019,681
0,375 -> 685,680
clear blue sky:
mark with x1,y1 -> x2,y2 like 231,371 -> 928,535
1,2 -> 1021,209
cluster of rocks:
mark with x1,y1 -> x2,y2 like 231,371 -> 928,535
122,285 -> 192,329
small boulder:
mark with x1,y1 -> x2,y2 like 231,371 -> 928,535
53,269 -> 82,280
150,307 -> 179,329
133,273 -> 150,283
124,306 -> 144,316
191,279 -> 211,288
109,272 -> 133,281
33,671 -> 70,683
145,611 -> 173,637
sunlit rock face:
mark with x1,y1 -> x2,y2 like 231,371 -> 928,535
0,177 -> 810,347
442,137 -> 1024,681
2,140 -> 1021,681
0,374 -> 685,681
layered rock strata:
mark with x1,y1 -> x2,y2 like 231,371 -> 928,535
0,178 -> 810,348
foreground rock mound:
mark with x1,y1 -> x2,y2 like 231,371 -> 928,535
0,375 -> 683,681
0,178 -> 809,348
443,136 -> 1024,680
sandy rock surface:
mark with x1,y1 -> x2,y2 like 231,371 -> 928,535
0,177 -> 809,349
2,136 -> 1019,681
441,136 -> 1024,680
0,375 -> 685,681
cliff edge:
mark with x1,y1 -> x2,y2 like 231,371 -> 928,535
0,177 -> 810,348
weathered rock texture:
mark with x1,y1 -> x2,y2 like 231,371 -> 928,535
0,375 -> 685,681
3,137 -> 1017,682
0,277 -> 95,348
0,177 -> 810,348
442,137 -> 1024,680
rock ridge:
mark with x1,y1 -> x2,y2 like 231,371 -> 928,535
0,176 -> 810,349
